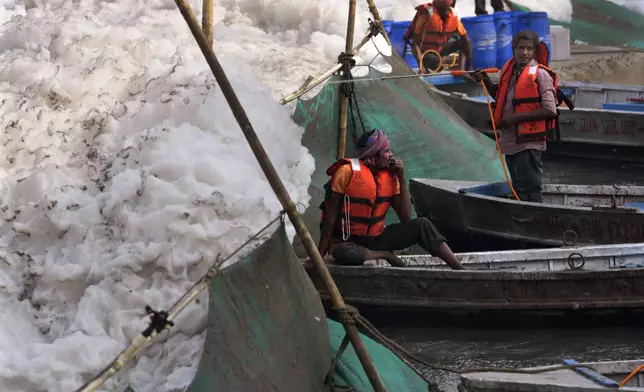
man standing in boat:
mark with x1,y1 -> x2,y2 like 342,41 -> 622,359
317,129 -> 465,270
402,0 -> 473,73
469,30 -> 558,203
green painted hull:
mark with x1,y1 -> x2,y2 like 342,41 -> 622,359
291,52 -> 505,253
185,222 -> 430,391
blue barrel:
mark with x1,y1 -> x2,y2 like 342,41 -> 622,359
389,20 -> 412,57
381,19 -> 393,36
388,20 -> 420,69
515,12 -> 551,63
493,12 -> 517,68
461,15 -> 497,69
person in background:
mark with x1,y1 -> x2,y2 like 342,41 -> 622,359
317,129 -> 465,270
402,0 -> 472,73
475,0 -> 504,15
468,30 -> 558,203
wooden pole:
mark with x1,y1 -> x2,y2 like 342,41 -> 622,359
365,0 -> 391,46
337,0 -> 358,160
172,1 -> 388,391
202,0 -> 214,49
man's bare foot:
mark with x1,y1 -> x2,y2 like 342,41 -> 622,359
364,249 -> 406,267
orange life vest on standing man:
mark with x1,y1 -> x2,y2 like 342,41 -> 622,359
319,158 -> 398,242
493,42 -> 559,142
403,2 -> 460,54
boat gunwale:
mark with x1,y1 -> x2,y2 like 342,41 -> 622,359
411,178 -> 644,210
320,263 -> 644,281
459,359 -> 644,391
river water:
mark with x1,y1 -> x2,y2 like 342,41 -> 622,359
383,155 -> 644,391
383,325 -> 644,391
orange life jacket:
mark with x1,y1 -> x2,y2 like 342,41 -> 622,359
493,42 -> 559,143
319,158 -> 398,241
402,2 -> 460,53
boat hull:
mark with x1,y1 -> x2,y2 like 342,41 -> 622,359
430,85 -> 644,163
305,243 -> 644,327
459,359 -> 644,391
409,179 -> 644,251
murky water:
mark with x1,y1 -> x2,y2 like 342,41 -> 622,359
383,155 -> 644,391
382,326 -> 644,391
544,155 -> 644,186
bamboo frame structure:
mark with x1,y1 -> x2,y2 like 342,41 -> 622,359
202,0 -> 214,49
337,0 -> 358,160
173,0 -> 388,391
278,32 -> 375,105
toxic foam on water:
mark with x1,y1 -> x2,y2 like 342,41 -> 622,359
0,0 -> 338,390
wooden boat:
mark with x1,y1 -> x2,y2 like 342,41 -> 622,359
409,178 -> 644,252
459,359 -> 644,391
431,74 -> 644,111
426,75 -> 644,163
304,243 -> 644,327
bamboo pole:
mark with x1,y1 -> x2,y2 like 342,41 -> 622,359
202,0 -> 214,49
365,0 -> 391,46
172,1 -> 388,391
337,0 -> 358,160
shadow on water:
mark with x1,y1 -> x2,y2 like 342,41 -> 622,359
384,155 -> 644,391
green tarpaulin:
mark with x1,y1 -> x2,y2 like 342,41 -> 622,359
328,319 -> 430,391
511,0 -> 644,49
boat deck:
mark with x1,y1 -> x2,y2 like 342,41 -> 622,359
462,359 -> 644,391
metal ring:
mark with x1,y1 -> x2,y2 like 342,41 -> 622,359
562,230 -> 578,246
567,252 -> 585,270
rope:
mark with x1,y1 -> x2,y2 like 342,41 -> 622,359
480,80 -> 521,201
75,211 -> 286,392
325,304 -> 609,385
620,363 -> 644,387
337,52 -> 367,141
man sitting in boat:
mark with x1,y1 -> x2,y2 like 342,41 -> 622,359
317,129 -> 465,270
402,0 -> 473,73
469,30 -> 558,203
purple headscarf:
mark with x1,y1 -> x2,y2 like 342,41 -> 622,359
358,129 -> 390,167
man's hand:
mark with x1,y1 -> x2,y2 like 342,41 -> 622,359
318,242 -> 329,257
389,156 -> 405,178
496,113 -> 522,129
467,69 -> 491,83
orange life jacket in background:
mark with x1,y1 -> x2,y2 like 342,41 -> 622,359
319,158 -> 398,240
493,41 -> 559,143
403,2 -> 460,53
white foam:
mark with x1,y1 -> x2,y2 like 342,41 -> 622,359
0,0 -> 324,390
0,0 -> 590,389
608,0 -> 644,14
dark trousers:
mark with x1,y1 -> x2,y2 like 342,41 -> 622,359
475,0 -> 505,15
506,149 -> 544,203
331,218 -> 446,265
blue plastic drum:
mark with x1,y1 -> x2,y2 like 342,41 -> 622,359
515,12 -> 551,63
389,20 -> 412,57
493,12 -> 517,68
461,15 -> 497,69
